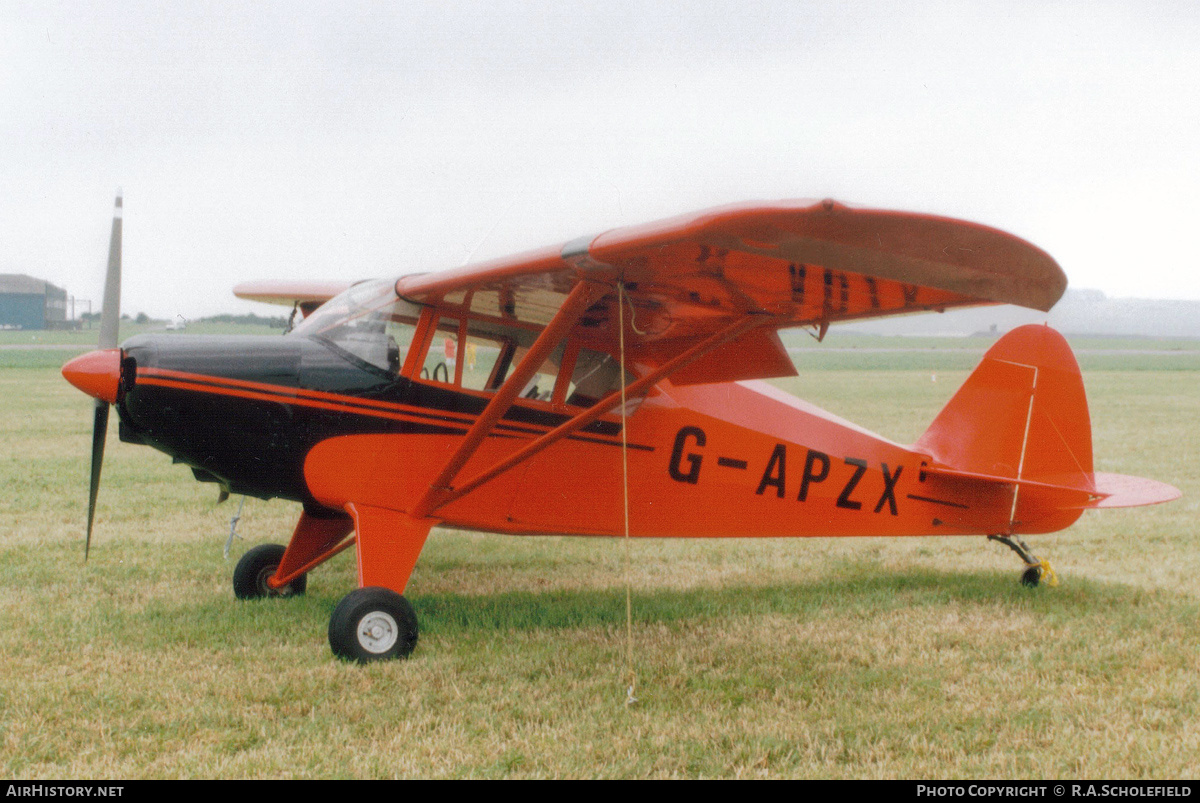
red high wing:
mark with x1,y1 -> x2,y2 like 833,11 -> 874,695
394,199 -> 1066,385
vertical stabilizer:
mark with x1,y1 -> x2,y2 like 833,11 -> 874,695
916,325 -> 1179,524
916,325 -> 1093,485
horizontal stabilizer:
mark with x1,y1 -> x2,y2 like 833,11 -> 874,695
922,465 -> 1181,510
1088,472 -> 1182,509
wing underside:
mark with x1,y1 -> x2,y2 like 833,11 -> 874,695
394,200 -> 1066,385
233,281 -> 353,316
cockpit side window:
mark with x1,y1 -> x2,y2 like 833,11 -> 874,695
504,341 -> 567,402
289,284 -> 635,402
420,317 -> 510,391
565,349 -> 631,407
412,313 -> 568,401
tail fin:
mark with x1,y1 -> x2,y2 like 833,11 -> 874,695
915,325 -> 1178,527
917,324 -> 1093,486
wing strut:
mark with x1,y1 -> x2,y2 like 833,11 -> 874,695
426,312 -> 769,513
410,281 -> 604,519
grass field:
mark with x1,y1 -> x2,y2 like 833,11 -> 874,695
1,331 -> 1198,778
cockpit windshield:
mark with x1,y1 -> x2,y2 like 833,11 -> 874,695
290,279 -> 421,373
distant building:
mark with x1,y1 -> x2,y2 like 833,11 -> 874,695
0,274 -> 70,330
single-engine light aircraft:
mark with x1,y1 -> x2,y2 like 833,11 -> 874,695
63,195 -> 1181,661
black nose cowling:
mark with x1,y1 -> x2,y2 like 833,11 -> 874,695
117,333 -> 306,500
115,333 -> 404,503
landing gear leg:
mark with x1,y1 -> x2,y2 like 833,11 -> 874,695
232,509 -> 355,601
988,534 -> 1058,587
329,505 -> 433,662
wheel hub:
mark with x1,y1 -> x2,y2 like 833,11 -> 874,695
357,611 -> 400,654
256,565 -> 292,597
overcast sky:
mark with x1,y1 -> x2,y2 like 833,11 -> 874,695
3,1 -> 1198,320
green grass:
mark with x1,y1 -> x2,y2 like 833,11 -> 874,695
790,349 -> 1200,371
0,320 -> 289,370
1,333 -> 1198,778
0,319 -> 285,346
782,330 -> 1200,353
782,331 -> 1200,371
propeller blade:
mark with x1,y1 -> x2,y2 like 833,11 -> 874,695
98,192 -> 122,349
84,191 -> 123,560
86,400 -> 109,560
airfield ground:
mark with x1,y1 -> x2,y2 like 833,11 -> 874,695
1,324 -> 1197,778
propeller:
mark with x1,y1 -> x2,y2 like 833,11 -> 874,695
63,192 -> 123,559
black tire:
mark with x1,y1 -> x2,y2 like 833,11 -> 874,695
233,543 -> 307,599
1020,566 -> 1042,587
328,587 -> 418,662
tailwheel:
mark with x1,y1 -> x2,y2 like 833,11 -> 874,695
988,534 -> 1059,588
233,543 -> 308,599
329,587 -> 418,662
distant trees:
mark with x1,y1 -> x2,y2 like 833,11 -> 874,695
199,312 -> 289,329
80,311 -> 288,328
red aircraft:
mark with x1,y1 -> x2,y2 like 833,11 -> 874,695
63,195 -> 1180,662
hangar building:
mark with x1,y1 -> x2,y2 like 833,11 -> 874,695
0,274 -> 69,330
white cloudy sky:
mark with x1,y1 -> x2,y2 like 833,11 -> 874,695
3,1 -> 1198,319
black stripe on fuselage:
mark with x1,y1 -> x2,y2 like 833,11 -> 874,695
905,493 -> 970,509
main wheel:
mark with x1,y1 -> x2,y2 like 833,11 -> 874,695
329,587 -> 418,662
233,543 -> 307,599
1020,565 -> 1042,587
